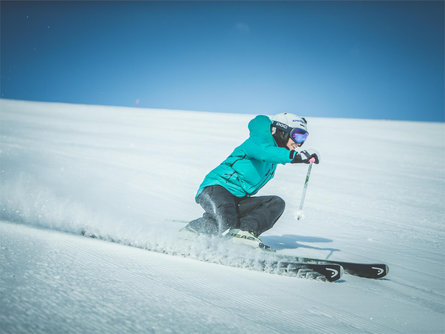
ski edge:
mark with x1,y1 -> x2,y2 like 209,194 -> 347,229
291,257 -> 388,279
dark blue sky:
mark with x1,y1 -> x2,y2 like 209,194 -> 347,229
1,1 -> 444,121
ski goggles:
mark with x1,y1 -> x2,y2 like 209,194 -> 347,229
290,128 -> 309,144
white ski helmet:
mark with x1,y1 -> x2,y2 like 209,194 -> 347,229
270,113 -> 309,147
271,112 -> 308,132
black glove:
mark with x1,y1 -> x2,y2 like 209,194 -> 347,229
290,150 -> 320,164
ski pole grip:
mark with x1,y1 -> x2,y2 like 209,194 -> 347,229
309,157 -> 316,163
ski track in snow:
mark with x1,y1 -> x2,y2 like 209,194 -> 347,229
1,99 -> 444,333
0,221 -> 429,334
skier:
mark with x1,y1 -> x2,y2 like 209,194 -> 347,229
182,113 -> 320,248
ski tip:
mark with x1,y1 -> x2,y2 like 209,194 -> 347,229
374,264 -> 389,278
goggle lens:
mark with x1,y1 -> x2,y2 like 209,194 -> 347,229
291,128 -> 308,144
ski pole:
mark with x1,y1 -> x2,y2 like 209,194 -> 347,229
296,157 -> 315,220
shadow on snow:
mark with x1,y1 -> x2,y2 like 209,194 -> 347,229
261,234 -> 340,254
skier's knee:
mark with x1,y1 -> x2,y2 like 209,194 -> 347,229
270,196 -> 285,214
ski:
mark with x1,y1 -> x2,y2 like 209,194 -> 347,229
255,240 -> 388,279
177,221 -> 384,280
273,261 -> 343,282
287,256 -> 388,279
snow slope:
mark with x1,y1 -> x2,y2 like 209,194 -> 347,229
1,99 -> 444,333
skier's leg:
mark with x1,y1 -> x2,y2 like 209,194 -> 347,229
238,196 -> 285,236
185,215 -> 219,235
186,185 -> 239,235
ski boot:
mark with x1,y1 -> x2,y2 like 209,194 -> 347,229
226,229 -> 275,252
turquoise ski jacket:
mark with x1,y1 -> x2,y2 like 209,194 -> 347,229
196,115 -> 293,200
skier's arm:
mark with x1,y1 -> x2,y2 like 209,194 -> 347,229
243,139 -> 293,164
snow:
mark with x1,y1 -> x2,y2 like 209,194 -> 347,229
0,99 -> 444,333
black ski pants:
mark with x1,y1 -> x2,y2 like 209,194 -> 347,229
187,185 -> 285,237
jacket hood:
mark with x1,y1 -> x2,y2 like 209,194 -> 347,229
248,115 -> 275,144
